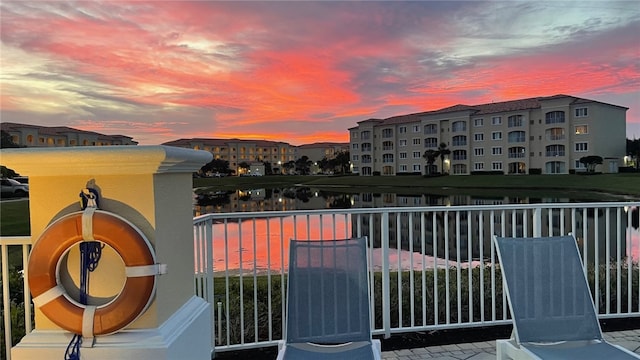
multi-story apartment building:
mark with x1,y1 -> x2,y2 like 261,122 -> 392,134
163,138 -> 296,175
1,122 -> 138,147
349,95 -> 627,175
296,142 -> 349,174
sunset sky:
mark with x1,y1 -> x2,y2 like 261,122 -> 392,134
1,1 -> 639,145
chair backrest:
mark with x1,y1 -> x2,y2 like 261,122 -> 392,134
494,235 -> 603,343
285,237 -> 372,344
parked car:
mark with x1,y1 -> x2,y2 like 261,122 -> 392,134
1,178 -> 29,197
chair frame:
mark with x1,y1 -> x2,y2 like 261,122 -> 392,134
494,235 -> 640,360
276,237 -> 381,360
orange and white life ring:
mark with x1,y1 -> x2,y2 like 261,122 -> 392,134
28,208 -> 162,337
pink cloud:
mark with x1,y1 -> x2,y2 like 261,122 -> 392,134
1,1 -> 638,144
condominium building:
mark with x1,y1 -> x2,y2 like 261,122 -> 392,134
296,142 -> 350,174
163,138 -> 296,175
1,122 -> 137,147
349,95 -> 627,175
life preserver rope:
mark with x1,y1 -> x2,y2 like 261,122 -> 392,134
28,209 -> 163,336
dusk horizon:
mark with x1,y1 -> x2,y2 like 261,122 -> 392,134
2,1 -> 639,145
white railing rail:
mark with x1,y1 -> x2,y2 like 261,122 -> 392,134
193,202 -> 640,353
2,202 -> 639,359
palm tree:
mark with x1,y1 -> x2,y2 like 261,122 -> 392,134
437,142 -> 451,174
423,150 -> 438,175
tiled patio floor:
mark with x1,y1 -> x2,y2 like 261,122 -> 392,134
381,329 -> 640,359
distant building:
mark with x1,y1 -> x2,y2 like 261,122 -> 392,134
1,122 -> 137,147
349,94 -> 627,175
163,138 -> 296,175
296,142 -> 350,174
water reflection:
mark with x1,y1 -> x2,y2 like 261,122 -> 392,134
194,187 -> 622,216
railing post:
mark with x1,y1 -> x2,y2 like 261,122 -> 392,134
381,211 -> 391,339
2,244 -> 12,360
206,218 -> 215,358
532,206 -> 542,237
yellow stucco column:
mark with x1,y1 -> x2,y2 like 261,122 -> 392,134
1,145 -> 213,359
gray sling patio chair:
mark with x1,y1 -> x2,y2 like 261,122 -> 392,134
276,237 -> 381,360
493,235 -> 640,359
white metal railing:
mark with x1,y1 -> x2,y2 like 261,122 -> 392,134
2,202 -> 640,359
193,202 -> 640,353
0,236 -> 32,360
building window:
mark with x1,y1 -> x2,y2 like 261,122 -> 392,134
453,164 -> 467,174
352,143 -> 359,149
424,124 -> 437,134
492,116 -> 502,125
474,162 -> 484,170
412,125 -> 420,132
575,160 -> 586,169
474,118 -> 484,127
400,164 -> 408,172
413,164 -> 421,171
545,128 -> 565,141
399,139 -> 407,146
492,162 -> 503,170
382,141 -> 394,150
474,133 -> 484,141
361,155 -> 372,163
351,131 -> 359,139
452,135 -> 467,146
452,121 -> 467,132
453,150 -> 467,160
413,138 -> 421,145
575,142 -> 588,152
545,111 -> 565,124
546,161 -> 565,174
508,147 -> 526,158
382,128 -> 393,138
575,125 -> 588,135
352,155 -> 359,161
399,152 -> 407,159
361,143 -> 372,152
383,154 -> 394,163
492,147 -> 503,155
508,131 -> 526,143
399,126 -> 407,133
361,131 -> 371,140
508,115 -> 523,127
492,131 -> 502,140
545,144 -> 565,157
474,148 -> 484,156
412,151 -> 421,158
424,137 -> 438,148
575,108 -> 588,117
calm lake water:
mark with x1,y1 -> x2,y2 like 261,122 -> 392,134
194,187 -> 640,273
193,186 -> 634,216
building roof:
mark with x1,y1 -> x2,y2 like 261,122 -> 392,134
375,94 -> 628,126
296,142 -> 348,149
1,122 -> 135,142
163,138 -> 291,148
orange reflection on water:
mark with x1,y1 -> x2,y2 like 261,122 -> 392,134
210,215 -> 352,274
200,208 -> 640,275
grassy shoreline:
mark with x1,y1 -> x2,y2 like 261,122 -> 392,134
194,173 -> 640,198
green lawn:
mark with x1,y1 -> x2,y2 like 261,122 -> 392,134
195,173 -> 640,197
0,200 -> 30,236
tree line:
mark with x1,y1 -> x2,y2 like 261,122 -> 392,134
198,151 -> 351,176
